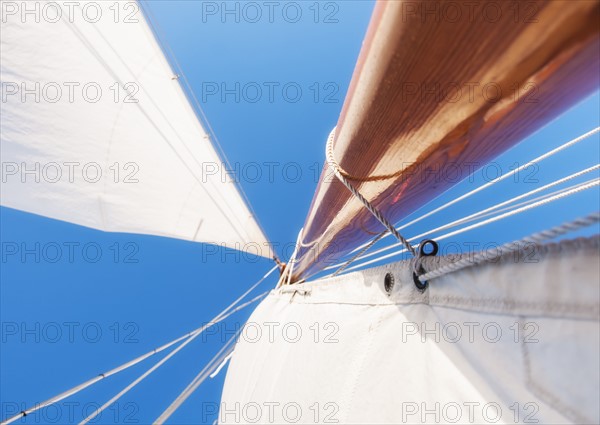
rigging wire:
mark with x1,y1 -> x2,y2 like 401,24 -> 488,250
276,228 -> 305,287
331,179 -> 599,275
348,126 -> 600,255
1,267 -> 276,425
325,128 -> 417,257
327,165 -> 600,271
419,212 -> 600,282
78,295 -> 264,425
210,352 -> 235,379
332,230 -> 389,276
153,329 -> 243,424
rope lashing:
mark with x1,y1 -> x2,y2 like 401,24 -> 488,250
412,239 -> 439,291
325,128 -> 418,258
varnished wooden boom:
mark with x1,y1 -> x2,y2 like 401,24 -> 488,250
293,0 -> 600,280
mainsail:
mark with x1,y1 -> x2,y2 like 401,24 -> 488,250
222,237 -> 600,424
0,1 -> 272,257
292,0 -> 600,279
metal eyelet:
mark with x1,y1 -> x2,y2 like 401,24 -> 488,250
413,268 -> 428,291
419,239 -> 439,256
413,239 -> 439,292
384,272 -> 395,295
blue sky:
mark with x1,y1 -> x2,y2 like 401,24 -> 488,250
1,1 -> 599,424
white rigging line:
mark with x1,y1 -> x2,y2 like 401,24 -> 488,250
420,212 -> 600,281
332,179 -> 599,275
79,294 -> 264,425
153,329 -> 243,424
327,165 -> 600,271
1,267 -> 276,425
210,352 -> 235,379
348,127 -> 600,255
276,228 -> 305,287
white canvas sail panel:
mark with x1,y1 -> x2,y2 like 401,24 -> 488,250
221,237 -> 600,424
0,1 -> 272,257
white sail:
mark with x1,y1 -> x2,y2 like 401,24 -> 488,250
0,1 -> 272,258
221,237 -> 599,424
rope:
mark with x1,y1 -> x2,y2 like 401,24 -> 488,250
79,287 -> 271,424
287,229 -> 303,285
419,212 -> 600,281
276,228 -> 304,287
334,179 -> 599,274
325,128 -> 417,257
153,329 -> 243,424
332,231 -> 388,276
78,292 -> 268,424
2,267 -> 276,425
327,165 -> 599,270
1,337 -> 191,425
79,325 -> 213,424
348,127 -> 600,255
209,351 -> 234,379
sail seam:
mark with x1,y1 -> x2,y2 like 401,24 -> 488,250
139,0 -> 273,255
275,296 -> 599,319
520,319 -> 591,424
62,13 -> 251,247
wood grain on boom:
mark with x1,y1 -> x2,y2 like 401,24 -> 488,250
292,0 -> 600,281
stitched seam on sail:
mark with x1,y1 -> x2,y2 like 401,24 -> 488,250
520,319 -> 592,424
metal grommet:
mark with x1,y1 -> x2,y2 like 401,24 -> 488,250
413,239 -> 439,292
384,272 -> 395,295
413,269 -> 428,291
419,239 -> 439,257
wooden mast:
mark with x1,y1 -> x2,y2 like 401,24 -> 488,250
292,0 -> 600,280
